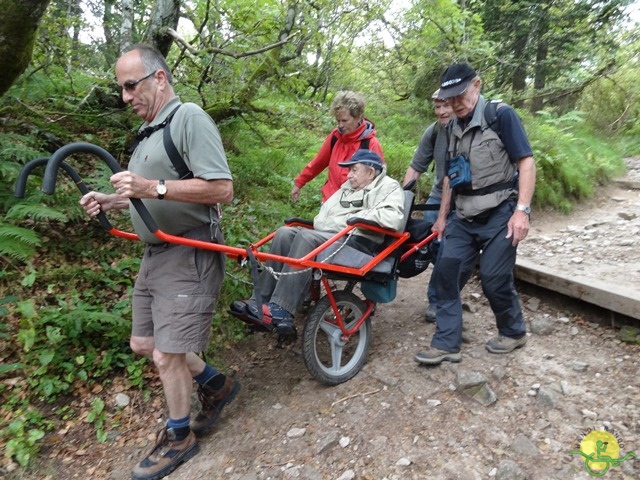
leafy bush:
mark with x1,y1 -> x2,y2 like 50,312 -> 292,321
1,409 -> 51,467
526,109 -> 625,212
13,295 -> 133,399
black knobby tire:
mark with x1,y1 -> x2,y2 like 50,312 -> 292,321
302,290 -> 371,385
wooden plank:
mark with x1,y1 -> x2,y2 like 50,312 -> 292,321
515,258 -> 640,320
614,179 -> 640,190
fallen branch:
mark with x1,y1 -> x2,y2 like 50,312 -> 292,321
258,459 -> 297,468
331,387 -> 383,408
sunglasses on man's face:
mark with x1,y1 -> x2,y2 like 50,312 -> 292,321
339,190 -> 365,208
122,71 -> 156,92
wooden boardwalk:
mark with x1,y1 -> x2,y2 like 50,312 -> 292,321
515,258 -> 640,321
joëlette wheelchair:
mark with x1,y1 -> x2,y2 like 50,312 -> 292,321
14,143 -> 437,386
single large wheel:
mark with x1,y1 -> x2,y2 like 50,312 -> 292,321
302,290 -> 372,385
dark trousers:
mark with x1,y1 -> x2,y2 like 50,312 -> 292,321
431,200 -> 526,352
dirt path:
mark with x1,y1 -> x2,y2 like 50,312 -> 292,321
17,160 -> 640,480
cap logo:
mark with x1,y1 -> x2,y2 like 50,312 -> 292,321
442,78 -> 462,87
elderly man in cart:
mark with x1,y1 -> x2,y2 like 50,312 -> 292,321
230,149 -> 405,335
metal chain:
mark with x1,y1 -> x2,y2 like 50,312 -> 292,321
224,268 -> 253,286
227,182 -> 402,283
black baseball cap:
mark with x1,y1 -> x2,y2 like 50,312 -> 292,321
438,63 -> 477,99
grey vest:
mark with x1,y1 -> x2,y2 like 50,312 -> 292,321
449,96 -> 517,220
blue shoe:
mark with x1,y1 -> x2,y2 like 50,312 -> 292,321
229,299 -> 274,331
267,302 -> 296,336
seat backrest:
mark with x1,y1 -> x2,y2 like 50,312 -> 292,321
401,190 -> 415,233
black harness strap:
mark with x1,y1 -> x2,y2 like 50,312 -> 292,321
163,110 -> 194,179
456,178 -> 517,197
127,105 -> 194,179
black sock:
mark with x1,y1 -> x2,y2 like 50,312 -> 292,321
204,373 -> 226,390
171,426 -> 191,441
167,416 -> 191,441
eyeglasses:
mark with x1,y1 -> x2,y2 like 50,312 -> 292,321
122,71 -> 156,92
339,190 -> 364,208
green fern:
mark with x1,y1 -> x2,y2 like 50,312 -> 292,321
0,223 -> 41,261
4,203 -> 69,223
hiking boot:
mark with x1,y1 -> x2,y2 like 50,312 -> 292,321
131,427 -> 199,480
414,347 -> 462,365
191,376 -> 241,436
485,334 -> 527,354
424,304 -> 436,323
267,302 -> 296,336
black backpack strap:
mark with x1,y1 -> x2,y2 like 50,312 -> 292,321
163,106 -> 194,180
430,121 -> 438,148
330,135 -> 371,153
330,134 -> 338,152
127,104 -> 194,180
483,100 -> 503,139
428,121 -> 439,172
457,177 -> 518,197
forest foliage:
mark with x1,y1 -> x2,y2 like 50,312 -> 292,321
1,0 -> 640,471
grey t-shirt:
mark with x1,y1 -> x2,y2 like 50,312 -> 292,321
409,121 -> 448,201
128,98 -> 232,243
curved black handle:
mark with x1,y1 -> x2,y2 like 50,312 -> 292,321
15,157 -> 89,198
14,155 -> 114,231
43,142 -> 123,194
41,142 -> 159,234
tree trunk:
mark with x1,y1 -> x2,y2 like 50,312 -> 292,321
144,0 -> 180,58
530,3 -> 550,113
69,0 -> 82,66
0,0 -> 51,97
531,40 -> 548,113
510,32 -> 529,109
102,0 -> 118,68
119,0 -> 134,54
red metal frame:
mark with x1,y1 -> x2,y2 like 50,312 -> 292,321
109,221 -> 437,278
108,220 -> 437,339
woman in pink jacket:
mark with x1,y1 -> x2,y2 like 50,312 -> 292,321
291,91 -> 384,203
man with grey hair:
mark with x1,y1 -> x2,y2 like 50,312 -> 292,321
80,44 -> 238,479
415,62 -> 536,366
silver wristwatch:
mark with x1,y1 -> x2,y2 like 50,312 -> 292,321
156,179 -> 167,200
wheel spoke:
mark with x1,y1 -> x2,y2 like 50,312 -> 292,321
318,317 -> 340,337
329,341 -> 344,372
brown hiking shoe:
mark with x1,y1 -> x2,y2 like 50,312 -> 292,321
131,427 -> 199,480
485,334 -> 527,354
414,347 -> 462,365
191,376 -> 241,436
